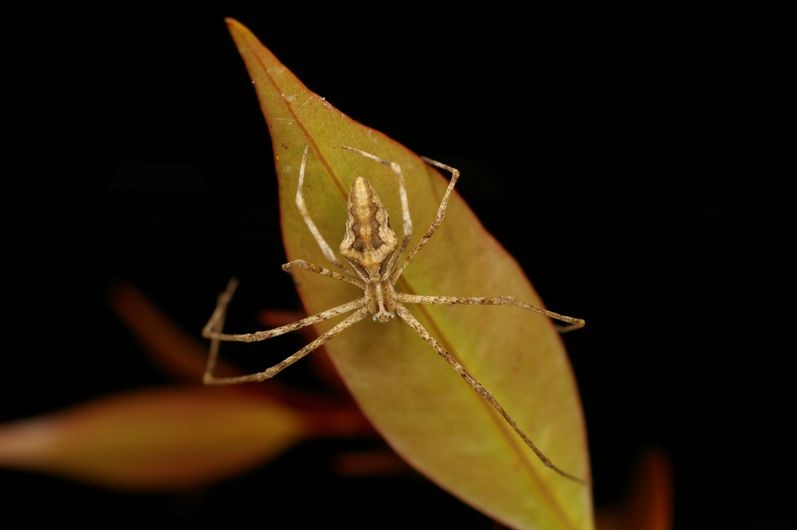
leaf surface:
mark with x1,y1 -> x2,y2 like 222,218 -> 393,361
226,18 -> 592,530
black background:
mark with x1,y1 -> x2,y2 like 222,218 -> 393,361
4,5 -> 791,530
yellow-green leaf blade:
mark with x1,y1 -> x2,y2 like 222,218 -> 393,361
227,18 -> 592,530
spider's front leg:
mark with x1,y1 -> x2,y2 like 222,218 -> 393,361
295,145 -> 348,270
391,157 -> 460,283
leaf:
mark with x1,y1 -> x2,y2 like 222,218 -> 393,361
0,386 -> 309,491
225,18 -> 592,530
596,449 -> 673,530
107,282 -> 238,382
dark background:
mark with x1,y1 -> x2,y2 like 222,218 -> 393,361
4,5 -> 790,529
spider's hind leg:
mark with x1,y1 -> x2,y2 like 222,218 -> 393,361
394,303 -> 589,485
202,277 -> 366,384
202,277 -> 240,384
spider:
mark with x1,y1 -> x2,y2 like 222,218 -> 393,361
203,145 -> 587,484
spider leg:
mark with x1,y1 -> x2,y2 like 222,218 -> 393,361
395,303 -> 589,485
341,145 -> 412,258
282,259 -> 363,288
202,277 -> 365,384
396,294 -> 585,331
391,157 -> 460,283
202,279 -> 364,343
205,307 -> 368,385
296,145 -> 348,270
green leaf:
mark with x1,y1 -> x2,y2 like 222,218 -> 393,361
226,18 -> 592,530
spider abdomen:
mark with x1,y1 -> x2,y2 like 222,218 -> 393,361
340,177 -> 399,279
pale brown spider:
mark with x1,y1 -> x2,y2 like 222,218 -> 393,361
203,145 -> 587,484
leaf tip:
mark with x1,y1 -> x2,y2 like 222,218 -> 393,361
224,17 -> 243,28
224,17 -> 252,40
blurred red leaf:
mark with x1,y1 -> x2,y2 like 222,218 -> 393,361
108,282 -> 238,382
596,449 -> 673,530
0,386 -> 309,491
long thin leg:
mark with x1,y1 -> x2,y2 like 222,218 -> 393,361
202,279 -> 364,383
395,304 -> 589,485
396,294 -> 585,331
205,307 -> 369,384
202,279 -> 364,343
341,145 -> 413,257
282,259 -> 363,288
391,157 -> 460,283
203,278 -> 236,385
296,145 -> 347,269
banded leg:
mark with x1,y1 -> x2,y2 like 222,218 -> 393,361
203,278 -> 237,385
296,145 -> 347,269
282,259 -> 363,288
202,278 -> 365,383
397,293 -> 584,331
206,307 -> 368,384
391,157 -> 460,283
395,304 -> 588,485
